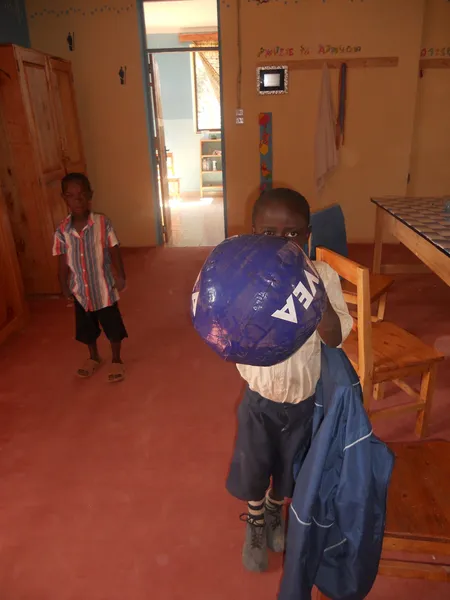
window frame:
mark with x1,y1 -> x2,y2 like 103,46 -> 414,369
192,51 -> 221,134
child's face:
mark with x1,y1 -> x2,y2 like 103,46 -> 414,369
253,200 -> 311,248
62,181 -> 92,217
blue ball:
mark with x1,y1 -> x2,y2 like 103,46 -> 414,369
191,235 -> 327,366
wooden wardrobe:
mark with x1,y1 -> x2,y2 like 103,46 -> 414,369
0,45 -> 86,295
0,183 -> 28,345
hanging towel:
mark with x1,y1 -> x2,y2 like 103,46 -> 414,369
335,62 -> 347,149
315,64 -> 338,195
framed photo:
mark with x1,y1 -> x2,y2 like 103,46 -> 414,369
257,66 -> 288,95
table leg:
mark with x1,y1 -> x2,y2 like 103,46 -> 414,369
373,206 -> 384,274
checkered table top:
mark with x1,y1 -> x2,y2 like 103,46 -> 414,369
371,196 -> 450,258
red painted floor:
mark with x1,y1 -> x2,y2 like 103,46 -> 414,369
0,246 -> 449,599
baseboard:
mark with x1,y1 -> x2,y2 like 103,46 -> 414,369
121,246 -> 157,253
347,242 -> 423,268
180,191 -> 201,199
0,314 -> 27,346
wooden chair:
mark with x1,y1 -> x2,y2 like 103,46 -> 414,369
316,247 -> 444,438
166,152 -> 181,198
314,440 -> 450,599
310,204 -> 394,320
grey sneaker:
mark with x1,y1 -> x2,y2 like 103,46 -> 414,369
265,502 -> 285,553
240,514 -> 268,572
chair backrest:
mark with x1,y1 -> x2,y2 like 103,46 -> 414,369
315,247 -> 374,406
309,204 -> 348,260
166,152 -> 175,176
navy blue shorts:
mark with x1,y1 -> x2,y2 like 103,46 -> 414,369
226,386 -> 314,502
74,300 -> 128,345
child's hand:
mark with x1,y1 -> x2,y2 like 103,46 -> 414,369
317,294 -> 342,348
62,287 -> 74,301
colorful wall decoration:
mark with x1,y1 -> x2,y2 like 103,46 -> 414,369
257,44 -> 362,59
257,46 -> 295,58
318,44 -> 361,55
259,112 -> 273,192
421,47 -> 450,57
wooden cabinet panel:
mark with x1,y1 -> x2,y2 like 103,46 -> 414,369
17,48 -> 67,236
0,45 -> 86,295
20,53 -> 64,179
48,57 -> 86,174
0,185 -> 27,345
0,63 -> 51,294
46,177 -> 68,229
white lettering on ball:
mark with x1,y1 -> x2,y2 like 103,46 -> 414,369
192,291 -> 199,316
271,270 -> 320,324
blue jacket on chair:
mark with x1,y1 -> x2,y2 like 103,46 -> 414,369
278,345 -> 394,600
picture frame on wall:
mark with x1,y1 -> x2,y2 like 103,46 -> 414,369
257,66 -> 288,95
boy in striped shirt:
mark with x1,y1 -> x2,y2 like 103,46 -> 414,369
53,173 -> 128,382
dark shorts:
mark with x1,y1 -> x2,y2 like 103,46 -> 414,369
226,386 -> 315,502
74,300 -> 128,345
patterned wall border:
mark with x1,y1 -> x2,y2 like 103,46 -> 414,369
28,4 -> 134,19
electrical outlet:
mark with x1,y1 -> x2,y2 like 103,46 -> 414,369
236,108 -> 244,125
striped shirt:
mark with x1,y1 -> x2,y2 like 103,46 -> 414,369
52,213 -> 120,312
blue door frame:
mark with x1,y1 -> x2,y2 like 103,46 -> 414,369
135,0 -> 228,246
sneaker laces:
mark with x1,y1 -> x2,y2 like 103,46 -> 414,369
240,513 -> 265,549
265,503 -> 283,531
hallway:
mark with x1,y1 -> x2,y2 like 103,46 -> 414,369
0,247 -> 449,600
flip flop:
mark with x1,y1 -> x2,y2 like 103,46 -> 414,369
108,362 -> 125,383
77,358 -> 102,378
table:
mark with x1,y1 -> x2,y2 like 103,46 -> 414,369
371,196 -> 450,286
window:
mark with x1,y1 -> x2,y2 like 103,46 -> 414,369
193,50 -> 221,132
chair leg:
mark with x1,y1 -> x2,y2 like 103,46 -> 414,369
415,364 -> 438,439
361,377 -> 373,413
376,292 -> 388,321
373,382 -> 385,401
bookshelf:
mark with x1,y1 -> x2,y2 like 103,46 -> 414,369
200,138 -> 223,197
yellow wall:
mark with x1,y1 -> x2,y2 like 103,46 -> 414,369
24,0 -> 450,245
220,0 -> 432,241
25,0 -> 156,247
408,0 -> 450,196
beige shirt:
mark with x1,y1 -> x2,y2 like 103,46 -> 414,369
237,261 -> 353,404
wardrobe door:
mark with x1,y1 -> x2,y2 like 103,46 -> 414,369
16,47 -> 67,232
0,45 -> 50,294
0,185 -> 27,345
48,57 -> 86,174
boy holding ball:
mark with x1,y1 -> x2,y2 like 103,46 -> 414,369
226,188 -> 353,572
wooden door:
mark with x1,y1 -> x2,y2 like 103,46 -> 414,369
16,47 -> 67,232
407,69 -> 450,196
148,54 -> 172,244
48,57 -> 86,174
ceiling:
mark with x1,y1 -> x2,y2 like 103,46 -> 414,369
144,0 -> 218,34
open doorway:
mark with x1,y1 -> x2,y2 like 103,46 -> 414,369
144,0 -> 226,247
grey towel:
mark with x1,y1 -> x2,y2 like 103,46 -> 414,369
315,64 -> 338,194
